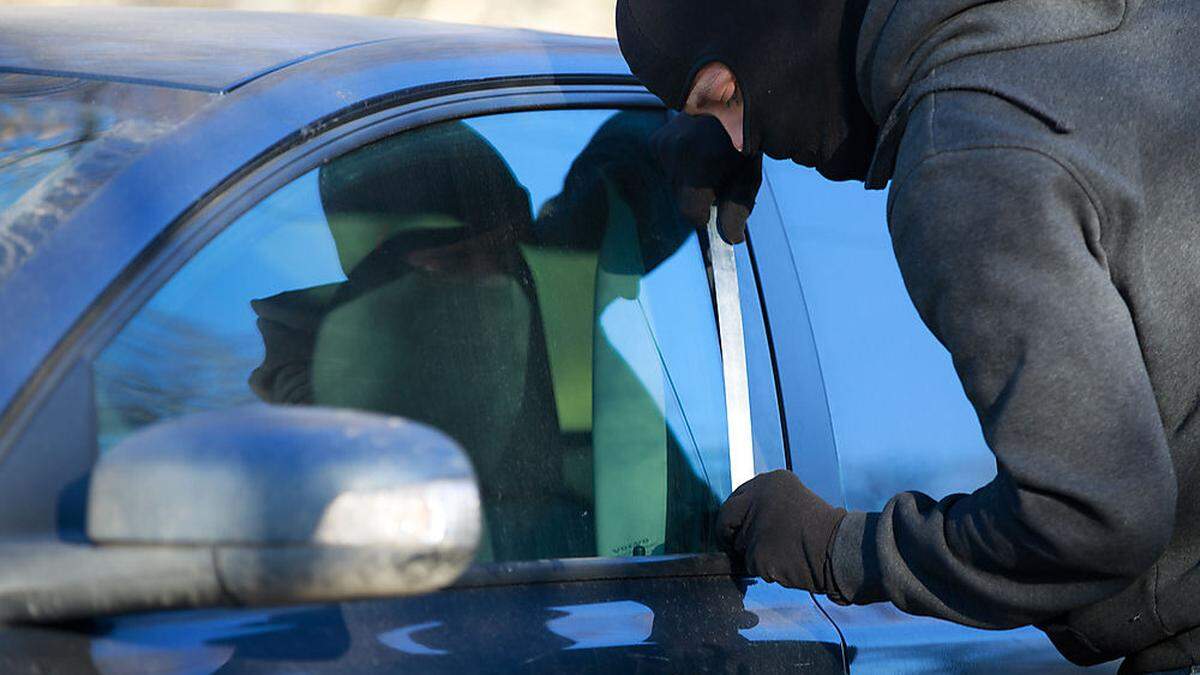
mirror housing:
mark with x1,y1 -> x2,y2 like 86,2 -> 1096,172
0,406 -> 480,622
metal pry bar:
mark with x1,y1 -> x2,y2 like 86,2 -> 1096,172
707,206 -> 756,491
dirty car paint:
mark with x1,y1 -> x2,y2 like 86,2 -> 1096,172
0,576 -> 844,674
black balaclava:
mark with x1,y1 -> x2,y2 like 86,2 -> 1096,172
616,0 -> 876,181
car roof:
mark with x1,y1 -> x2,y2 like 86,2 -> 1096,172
0,7 -> 605,93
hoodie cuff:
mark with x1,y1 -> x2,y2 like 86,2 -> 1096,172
827,511 -> 886,606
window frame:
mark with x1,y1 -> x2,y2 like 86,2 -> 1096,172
5,82 -> 783,584
744,169 -> 846,508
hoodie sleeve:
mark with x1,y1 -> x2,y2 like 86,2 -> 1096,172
828,146 -> 1177,629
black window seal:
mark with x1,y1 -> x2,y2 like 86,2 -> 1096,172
451,553 -> 738,590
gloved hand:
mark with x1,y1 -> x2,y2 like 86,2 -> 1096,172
651,113 -> 763,245
717,470 -> 848,593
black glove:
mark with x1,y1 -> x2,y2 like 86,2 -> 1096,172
717,470 -> 848,593
651,113 -> 763,245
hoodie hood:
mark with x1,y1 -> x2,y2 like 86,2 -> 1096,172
854,0 -> 1127,186
856,0 -> 1128,125
616,0 -> 875,181
617,0 -> 1128,184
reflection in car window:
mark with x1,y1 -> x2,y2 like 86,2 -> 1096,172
94,109 -> 731,562
764,159 -> 996,511
0,73 -> 211,282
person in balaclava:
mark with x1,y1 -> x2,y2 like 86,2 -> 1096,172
618,1 -> 1200,673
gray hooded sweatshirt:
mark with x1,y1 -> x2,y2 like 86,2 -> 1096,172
828,1 -> 1199,670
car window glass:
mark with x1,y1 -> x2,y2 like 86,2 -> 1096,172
93,109 -> 732,562
764,159 -> 996,511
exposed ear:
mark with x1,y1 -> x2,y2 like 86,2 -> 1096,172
686,62 -> 737,112
713,67 -> 737,104
715,64 -> 737,97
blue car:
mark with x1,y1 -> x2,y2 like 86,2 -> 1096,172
0,8 -> 1116,673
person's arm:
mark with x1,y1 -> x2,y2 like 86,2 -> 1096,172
829,146 -> 1176,628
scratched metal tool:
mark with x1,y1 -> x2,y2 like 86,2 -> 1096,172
706,206 -> 756,491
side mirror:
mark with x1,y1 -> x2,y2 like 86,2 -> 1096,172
0,405 -> 480,622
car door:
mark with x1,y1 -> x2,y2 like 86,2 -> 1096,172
0,90 -> 845,673
751,158 -> 1120,674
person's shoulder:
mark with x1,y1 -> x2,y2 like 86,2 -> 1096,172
893,88 -> 1071,184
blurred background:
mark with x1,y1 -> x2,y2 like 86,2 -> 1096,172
0,0 -> 618,36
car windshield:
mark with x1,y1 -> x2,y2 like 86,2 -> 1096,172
0,73 -> 211,281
